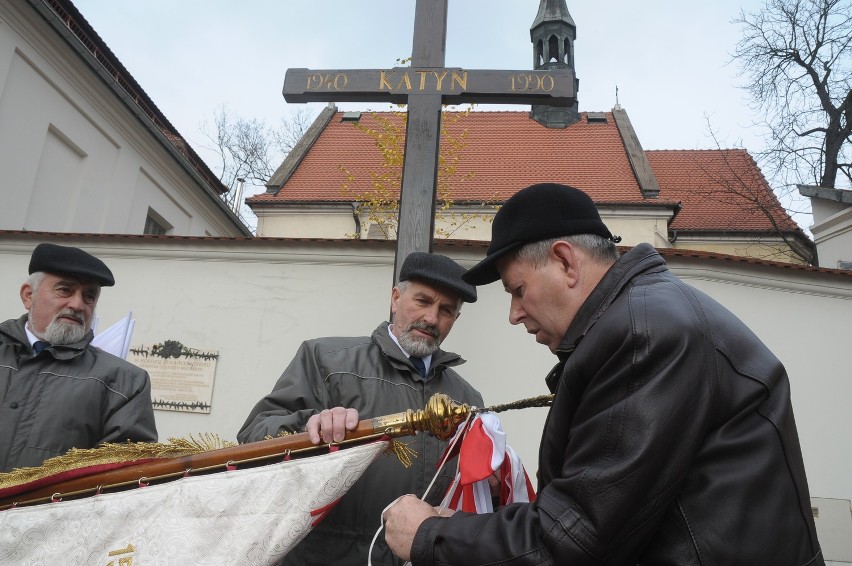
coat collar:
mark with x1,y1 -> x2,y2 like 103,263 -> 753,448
555,243 -> 667,357
1,314 -> 94,360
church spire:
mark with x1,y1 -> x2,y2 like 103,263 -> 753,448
530,0 -> 580,127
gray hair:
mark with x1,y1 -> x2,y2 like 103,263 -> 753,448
395,280 -> 463,314
27,271 -> 48,294
513,234 -> 620,268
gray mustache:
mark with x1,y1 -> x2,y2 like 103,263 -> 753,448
408,322 -> 438,338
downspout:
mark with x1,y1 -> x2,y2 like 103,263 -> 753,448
351,202 -> 362,239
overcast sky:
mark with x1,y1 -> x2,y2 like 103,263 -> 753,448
72,0 -> 798,220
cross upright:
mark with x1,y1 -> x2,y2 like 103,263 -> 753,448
283,0 -> 575,283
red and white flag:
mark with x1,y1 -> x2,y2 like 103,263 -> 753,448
439,413 -> 536,514
0,441 -> 388,565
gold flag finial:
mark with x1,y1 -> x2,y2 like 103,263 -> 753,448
367,393 -> 474,440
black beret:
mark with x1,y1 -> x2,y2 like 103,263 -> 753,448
28,243 -> 115,287
463,183 -> 617,285
399,252 -> 477,303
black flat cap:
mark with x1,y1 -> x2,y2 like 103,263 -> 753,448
463,183 -> 617,285
29,243 -> 115,286
399,252 -> 477,303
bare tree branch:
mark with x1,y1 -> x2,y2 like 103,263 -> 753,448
733,0 -> 852,190
701,115 -> 815,264
199,106 -> 313,230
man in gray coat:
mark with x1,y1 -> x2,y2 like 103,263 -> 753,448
238,252 -> 483,566
0,243 -> 157,473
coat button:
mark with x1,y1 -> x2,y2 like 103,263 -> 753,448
9,402 -> 19,409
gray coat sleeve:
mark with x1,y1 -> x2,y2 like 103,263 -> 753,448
100,367 -> 158,444
237,341 -> 330,443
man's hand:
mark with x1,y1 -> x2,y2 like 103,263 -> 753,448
305,407 -> 359,444
383,495 -> 439,562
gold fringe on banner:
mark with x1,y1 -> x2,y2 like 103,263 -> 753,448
0,433 -> 235,491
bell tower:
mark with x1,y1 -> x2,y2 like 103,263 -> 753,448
530,0 -> 580,127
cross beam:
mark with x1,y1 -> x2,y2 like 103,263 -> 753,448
282,0 -> 575,283
284,67 -> 577,107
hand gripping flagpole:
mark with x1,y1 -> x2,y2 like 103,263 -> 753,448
0,393 -> 555,509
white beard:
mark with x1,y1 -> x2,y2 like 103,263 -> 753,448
31,310 -> 88,345
397,322 -> 440,357
42,319 -> 87,344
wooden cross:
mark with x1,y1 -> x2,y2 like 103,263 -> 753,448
283,0 -> 575,283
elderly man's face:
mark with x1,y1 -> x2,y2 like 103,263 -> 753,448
498,254 -> 575,353
20,273 -> 100,344
391,280 -> 461,357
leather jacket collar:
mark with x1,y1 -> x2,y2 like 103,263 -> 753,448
555,243 -> 666,358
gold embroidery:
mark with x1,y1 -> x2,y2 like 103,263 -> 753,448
106,543 -> 135,565
108,543 -> 135,556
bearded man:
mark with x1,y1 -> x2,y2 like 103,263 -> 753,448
0,243 -> 157,473
238,251 -> 483,566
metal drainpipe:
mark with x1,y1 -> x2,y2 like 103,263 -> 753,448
351,202 -> 362,239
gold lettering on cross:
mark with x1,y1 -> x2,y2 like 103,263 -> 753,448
395,72 -> 413,91
378,69 -> 470,93
306,72 -> 348,91
417,70 -> 429,90
379,70 -> 394,91
510,73 -> 556,92
432,70 -> 449,90
450,70 -> 467,91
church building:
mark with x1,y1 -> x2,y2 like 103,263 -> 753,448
0,0 -> 250,237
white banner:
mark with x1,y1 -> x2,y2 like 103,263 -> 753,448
0,441 -> 389,565
91,312 -> 135,359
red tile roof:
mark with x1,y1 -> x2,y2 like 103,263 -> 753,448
249,110 -> 799,235
647,149 -> 799,232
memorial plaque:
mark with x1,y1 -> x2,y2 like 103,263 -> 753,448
129,340 -> 220,414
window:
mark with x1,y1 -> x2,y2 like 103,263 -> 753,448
143,208 -> 171,235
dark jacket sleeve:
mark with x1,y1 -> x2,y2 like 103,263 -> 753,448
412,283 -> 718,565
237,340 -> 330,443
100,364 -> 158,444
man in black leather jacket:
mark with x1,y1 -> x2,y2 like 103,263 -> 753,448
384,183 -> 823,565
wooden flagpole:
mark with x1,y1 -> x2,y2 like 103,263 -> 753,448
0,393 -> 476,509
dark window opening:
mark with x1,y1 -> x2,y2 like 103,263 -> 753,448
143,208 -> 171,235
